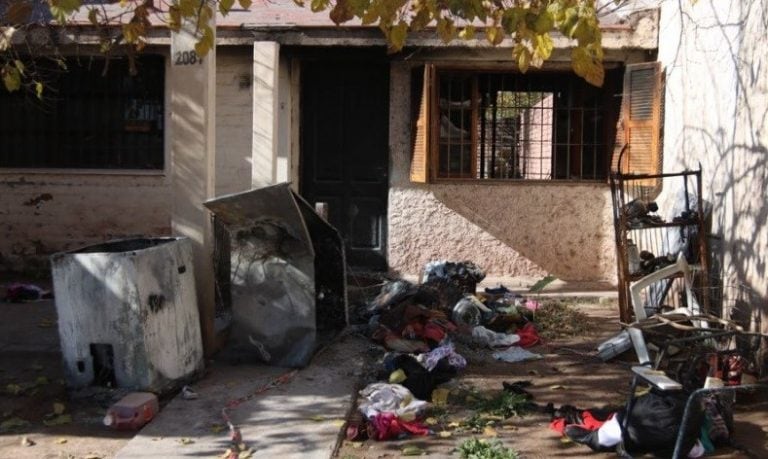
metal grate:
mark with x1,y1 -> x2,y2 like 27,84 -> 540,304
436,70 -> 619,180
0,55 -> 165,170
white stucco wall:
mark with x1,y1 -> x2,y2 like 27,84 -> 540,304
658,0 -> 768,333
215,47 -> 254,196
0,173 -> 172,271
1,47 -> 257,272
388,62 -> 618,283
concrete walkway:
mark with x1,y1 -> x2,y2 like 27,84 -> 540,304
116,334 -> 368,459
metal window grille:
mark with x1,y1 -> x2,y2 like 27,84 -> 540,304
0,55 -> 165,170
437,71 -> 616,180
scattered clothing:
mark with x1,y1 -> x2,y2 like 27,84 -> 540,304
492,346 -> 542,363
368,412 -> 430,440
515,322 -> 542,348
551,390 -> 704,458
358,383 -> 427,420
550,409 -> 613,435
368,280 -> 415,314
417,343 -> 467,372
472,326 -> 521,348
389,354 -> 456,401
4,283 -> 52,302
422,260 -> 485,294
484,285 -> 510,295
524,299 -> 542,311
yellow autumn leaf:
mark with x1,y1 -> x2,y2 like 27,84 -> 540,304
437,17 -> 456,43
458,25 -> 475,40
486,26 -> 504,46
219,0 -> 236,15
388,21 -> 408,52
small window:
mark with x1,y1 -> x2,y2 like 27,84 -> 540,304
411,66 -> 624,182
0,55 -> 165,170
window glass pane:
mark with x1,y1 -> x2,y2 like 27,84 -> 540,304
438,74 -> 473,178
0,55 -> 165,170
434,69 -> 620,181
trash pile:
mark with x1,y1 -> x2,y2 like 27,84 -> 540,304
350,261 -> 546,442
3,282 -> 52,302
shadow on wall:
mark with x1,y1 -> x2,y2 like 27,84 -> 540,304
431,183 -> 613,282
666,0 -> 768,347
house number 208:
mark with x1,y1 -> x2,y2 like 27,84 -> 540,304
174,51 -> 203,65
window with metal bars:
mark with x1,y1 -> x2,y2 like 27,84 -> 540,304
0,55 -> 165,170
435,69 -> 621,180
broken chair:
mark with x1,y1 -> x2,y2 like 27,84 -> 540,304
623,253 -> 767,458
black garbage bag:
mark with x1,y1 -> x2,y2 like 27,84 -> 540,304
423,261 -> 485,294
617,389 -> 703,458
391,354 -> 456,401
367,280 -> 416,314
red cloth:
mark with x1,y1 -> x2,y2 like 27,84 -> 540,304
549,410 -> 612,435
422,322 -> 447,343
581,411 -> 610,430
516,322 -> 542,348
369,413 -> 430,441
549,417 -> 567,434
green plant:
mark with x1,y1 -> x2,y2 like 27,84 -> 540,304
474,391 -> 531,419
458,438 -> 519,459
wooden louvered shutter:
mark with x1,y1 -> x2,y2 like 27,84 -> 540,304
614,62 -> 663,182
410,64 -> 434,183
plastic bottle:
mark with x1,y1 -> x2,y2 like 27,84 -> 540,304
103,392 -> 159,430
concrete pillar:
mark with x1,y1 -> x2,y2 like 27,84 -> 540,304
252,41 -> 280,187
170,13 -> 216,354
276,56 -> 292,183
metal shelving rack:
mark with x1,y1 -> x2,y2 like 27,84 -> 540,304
610,166 -> 710,323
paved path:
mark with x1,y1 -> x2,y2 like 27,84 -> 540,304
116,335 -> 368,459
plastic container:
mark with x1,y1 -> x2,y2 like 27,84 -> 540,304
627,239 -> 641,275
597,330 -> 633,361
103,392 -> 159,430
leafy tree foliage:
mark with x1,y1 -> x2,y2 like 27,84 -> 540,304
296,0 -> 614,86
1,0 -> 620,95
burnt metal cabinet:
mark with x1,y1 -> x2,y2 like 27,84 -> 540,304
51,238 -> 204,391
610,168 -> 710,323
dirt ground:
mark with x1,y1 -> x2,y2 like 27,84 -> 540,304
0,291 -> 135,459
335,299 -> 768,459
1,281 -> 766,459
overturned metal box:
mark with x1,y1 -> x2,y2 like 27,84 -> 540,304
50,237 -> 204,391
205,183 -> 348,367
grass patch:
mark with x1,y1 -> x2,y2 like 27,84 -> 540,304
533,299 -> 592,339
458,438 -> 519,459
472,390 -> 531,418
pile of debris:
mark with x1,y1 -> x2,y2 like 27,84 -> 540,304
349,261 -> 546,442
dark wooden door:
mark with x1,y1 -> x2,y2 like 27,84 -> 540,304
300,61 -> 389,270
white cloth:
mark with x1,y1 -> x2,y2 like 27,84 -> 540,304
492,346 -> 542,363
688,440 -> 705,458
358,383 -> 428,420
596,415 -> 705,458
472,325 -> 521,348
597,415 -> 622,447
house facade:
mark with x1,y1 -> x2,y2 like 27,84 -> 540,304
1,2 -> 660,289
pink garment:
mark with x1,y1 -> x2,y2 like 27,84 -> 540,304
369,413 -> 430,441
